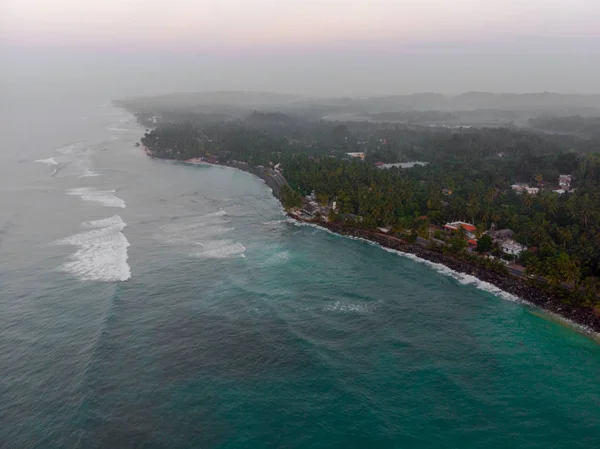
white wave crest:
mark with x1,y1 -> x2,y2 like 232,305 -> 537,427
192,240 -> 246,259
56,143 -> 80,154
54,215 -> 131,282
79,169 -> 100,178
263,219 -> 287,226
264,251 -> 290,265
324,300 -> 376,313
67,187 -> 126,208
34,157 -> 58,165
206,209 -> 227,217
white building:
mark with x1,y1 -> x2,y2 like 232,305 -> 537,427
559,174 -> 572,189
511,184 -> 527,194
525,187 -> 539,195
501,240 -> 527,256
346,152 -> 365,160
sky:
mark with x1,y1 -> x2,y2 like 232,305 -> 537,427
1,0 -> 600,100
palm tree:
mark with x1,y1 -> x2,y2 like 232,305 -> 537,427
521,192 -> 535,210
540,192 -> 558,217
534,173 -> 544,187
556,253 -> 581,288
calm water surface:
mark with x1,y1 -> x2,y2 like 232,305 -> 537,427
1,101 -> 599,449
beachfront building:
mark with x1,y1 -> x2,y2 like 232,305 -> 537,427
302,202 -> 320,217
486,228 -> 515,242
500,240 -> 527,256
443,221 -> 476,234
443,222 -> 477,242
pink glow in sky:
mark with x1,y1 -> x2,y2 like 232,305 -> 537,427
2,0 -> 600,48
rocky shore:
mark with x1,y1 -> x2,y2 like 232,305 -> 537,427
292,217 -> 600,335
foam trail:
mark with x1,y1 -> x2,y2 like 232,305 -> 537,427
264,251 -> 290,265
54,215 -> 131,282
324,300 -> 376,313
34,157 -> 58,165
67,188 -> 126,208
192,240 -> 246,259
56,143 -> 80,154
207,210 -> 227,217
79,169 -> 100,178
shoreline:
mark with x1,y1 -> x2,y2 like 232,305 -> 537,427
289,216 -> 600,335
148,151 -> 600,336
178,158 -> 286,200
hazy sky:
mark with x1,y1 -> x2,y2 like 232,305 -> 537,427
2,0 -> 599,99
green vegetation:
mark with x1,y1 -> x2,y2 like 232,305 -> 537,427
476,234 -> 493,253
529,115 -> 600,139
139,112 -> 600,305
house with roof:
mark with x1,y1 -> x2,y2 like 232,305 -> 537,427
487,228 -> 515,242
559,174 -> 572,189
511,184 -> 527,194
443,222 -> 477,245
443,221 -> 476,234
302,202 -> 320,217
500,240 -> 527,256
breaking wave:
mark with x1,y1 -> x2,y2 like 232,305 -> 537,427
54,215 -> 131,282
160,210 -> 244,257
324,300 -> 377,313
34,157 -> 58,166
207,209 -> 227,217
79,169 -> 100,178
191,240 -> 246,259
67,187 -> 126,208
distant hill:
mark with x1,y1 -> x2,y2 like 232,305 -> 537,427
115,91 -> 306,109
115,91 -> 600,123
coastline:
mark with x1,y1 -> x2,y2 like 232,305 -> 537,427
178,158 -> 286,200
289,217 -> 600,335
149,151 -> 600,336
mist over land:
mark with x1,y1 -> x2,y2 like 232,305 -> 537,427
115,90 -> 600,136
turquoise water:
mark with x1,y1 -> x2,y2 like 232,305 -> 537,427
1,102 -> 600,448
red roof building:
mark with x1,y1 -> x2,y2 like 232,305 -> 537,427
443,221 -> 476,233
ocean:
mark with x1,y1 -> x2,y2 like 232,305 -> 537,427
1,100 -> 600,449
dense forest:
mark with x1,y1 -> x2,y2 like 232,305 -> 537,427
529,115 -> 600,139
139,113 -> 600,305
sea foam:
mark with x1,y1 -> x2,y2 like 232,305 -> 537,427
79,169 -> 100,178
34,157 -> 58,166
161,210 -> 245,259
67,187 -> 126,208
55,215 -> 131,282
191,240 -> 246,259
